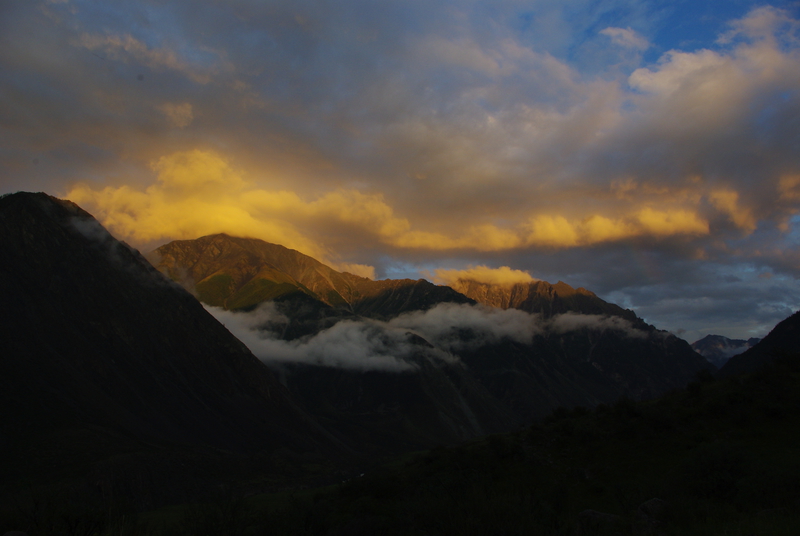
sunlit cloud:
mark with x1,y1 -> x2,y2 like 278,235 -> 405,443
709,190 -> 757,233
524,208 -> 709,247
67,150 -> 327,259
432,266 -> 537,287
68,150 -> 720,259
778,175 -> 800,202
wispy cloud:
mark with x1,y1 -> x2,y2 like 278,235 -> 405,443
600,27 -> 650,50
206,301 -> 655,371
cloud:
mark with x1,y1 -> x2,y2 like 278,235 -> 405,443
524,208 -> 709,247
68,149 -> 719,261
718,6 -> 799,45
548,312 -> 648,339
433,265 -> 537,287
205,302 -> 450,372
388,302 -> 542,351
74,32 -> 220,84
708,190 -> 757,233
208,301 -> 544,371
66,149 -> 332,261
209,301 -> 546,370
206,300 -> 654,371
158,102 -> 194,128
600,27 -> 649,51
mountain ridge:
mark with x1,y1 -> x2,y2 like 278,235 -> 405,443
148,233 -> 471,317
448,278 -> 639,320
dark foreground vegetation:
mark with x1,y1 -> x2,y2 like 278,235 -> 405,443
4,353 -> 800,535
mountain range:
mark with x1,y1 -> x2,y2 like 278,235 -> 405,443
148,232 -> 714,452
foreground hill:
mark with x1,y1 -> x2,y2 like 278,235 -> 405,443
0,192 -> 341,506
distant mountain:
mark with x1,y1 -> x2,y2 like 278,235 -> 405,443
148,234 -> 470,318
450,277 -> 714,412
450,278 -> 636,319
0,193 -> 341,504
718,311 -> 800,377
691,334 -> 761,368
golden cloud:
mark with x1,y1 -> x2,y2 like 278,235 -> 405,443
67,150 -> 330,260
67,149 -> 716,269
433,265 -> 537,287
525,215 -> 580,247
524,208 -> 708,247
708,189 -> 757,233
635,207 -> 709,236
778,174 -> 800,201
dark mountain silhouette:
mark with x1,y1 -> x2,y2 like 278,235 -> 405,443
718,311 -> 800,377
0,192 -> 342,505
691,334 -> 761,367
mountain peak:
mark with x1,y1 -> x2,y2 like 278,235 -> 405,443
149,234 -> 471,316
552,280 -> 597,298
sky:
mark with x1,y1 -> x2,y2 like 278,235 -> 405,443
2,0 -> 800,343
